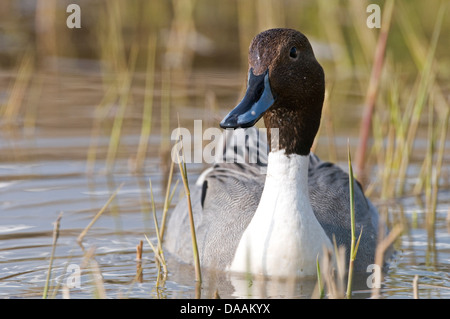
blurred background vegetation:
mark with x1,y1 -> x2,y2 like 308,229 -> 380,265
0,0 -> 448,198
0,0 -> 448,299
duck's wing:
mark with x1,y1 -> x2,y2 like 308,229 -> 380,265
164,128 -> 267,269
308,153 -> 379,272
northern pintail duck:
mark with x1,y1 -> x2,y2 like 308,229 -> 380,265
165,28 -> 380,277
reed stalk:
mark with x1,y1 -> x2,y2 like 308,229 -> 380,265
355,0 -> 394,180
106,43 -> 138,171
413,275 -> 419,299
86,86 -> 118,174
145,238 -> 166,291
2,50 -> 34,121
160,161 -> 179,241
147,178 -> 168,278
426,105 -> 449,242
396,4 -> 444,195
316,254 -> 324,299
175,123 -> 202,283
346,143 -> 362,299
81,246 -> 107,299
135,240 -> 143,283
43,212 -> 63,299
371,224 -> 403,298
77,183 -> 124,249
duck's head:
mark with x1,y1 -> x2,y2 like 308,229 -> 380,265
220,28 -> 325,156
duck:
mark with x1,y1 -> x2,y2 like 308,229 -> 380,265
164,28 -> 380,277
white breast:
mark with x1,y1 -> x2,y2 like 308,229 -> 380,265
228,150 -> 332,277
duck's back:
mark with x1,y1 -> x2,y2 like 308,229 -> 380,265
164,129 -> 267,269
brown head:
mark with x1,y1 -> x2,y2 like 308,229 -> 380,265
220,28 -> 325,156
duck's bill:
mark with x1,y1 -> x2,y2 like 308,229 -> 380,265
220,68 -> 275,129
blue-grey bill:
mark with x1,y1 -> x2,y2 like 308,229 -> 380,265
220,68 -> 275,129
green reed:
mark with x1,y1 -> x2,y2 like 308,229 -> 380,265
346,143 -> 363,299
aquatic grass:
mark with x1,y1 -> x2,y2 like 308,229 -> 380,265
43,212 -> 63,299
144,234 -> 167,285
318,241 -> 346,299
160,160 -> 179,241
395,2 -> 445,196
345,143 -> 363,299
371,223 -> 403,298
86,0 -> 130,173
317,0 -> 352,76
1,50 -> 34,122
86,85 -> 118,174
175,121 -> 202,284
22,74 -> 43,138
160,66 -> 172,154
147,177 -> 168,279
0,0 -> 447,300
105,43 -> 139,171
77,183 -> 124,249
315,254 -> 324,299
136,240 -> 143,282
142,152 -> 179,283
81,246 -> 107,299
427,107 -> 449,231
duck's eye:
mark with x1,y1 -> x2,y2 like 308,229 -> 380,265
289,47 -> 298,59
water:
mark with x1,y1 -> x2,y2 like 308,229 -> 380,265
1,0 -> 449,299
0,69 -> 448,299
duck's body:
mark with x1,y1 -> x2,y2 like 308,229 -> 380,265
164,28 -> 381,277
165,134 -> 378,274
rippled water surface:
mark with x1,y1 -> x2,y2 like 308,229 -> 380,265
0,70 -> 448,299
0,0 -> 449,299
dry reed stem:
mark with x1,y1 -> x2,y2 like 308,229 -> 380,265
371,224 -> 403,298
81,246 -> 107,299
144,233 -> 167,287
2,51 -> 34,121
136,240 -> 143,261
77,183 -> 124,249
43,212 -> 63,299
136,240 -> 144,283
320,244 -> 346,299
160,161 -> 179,241
413,275 -> 419,299
148,178 -> 168,279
